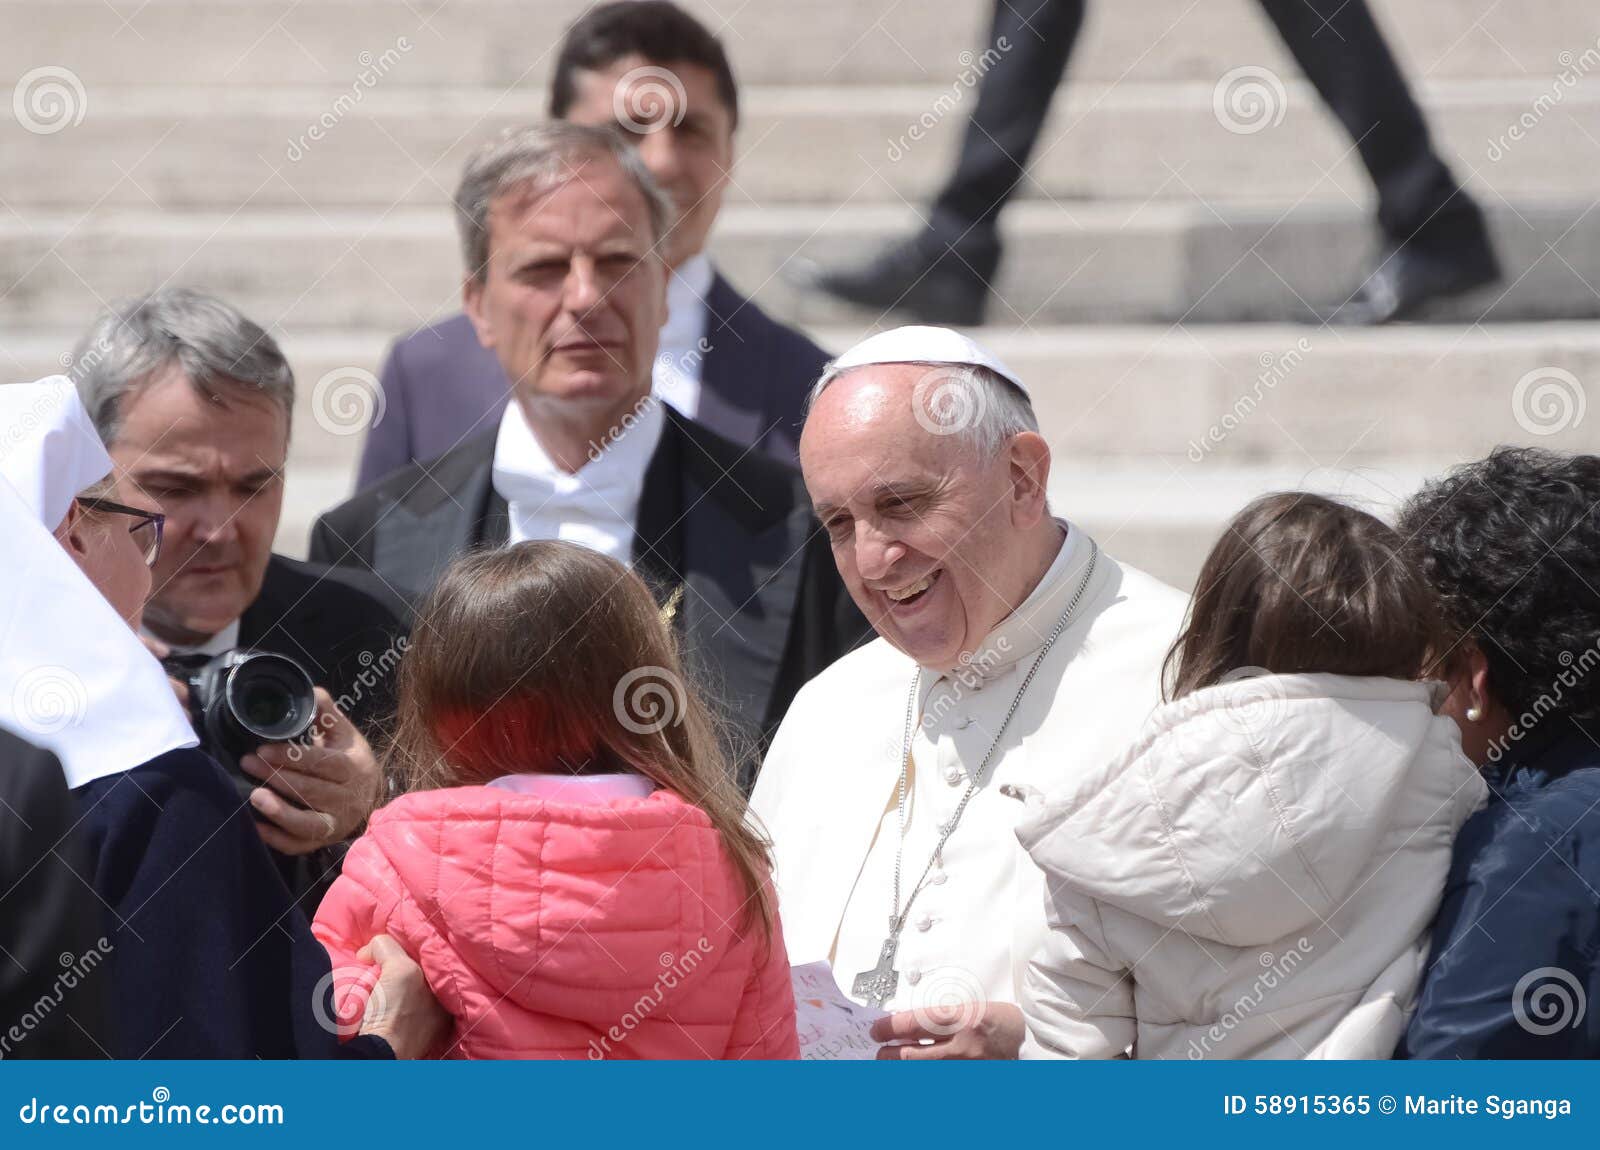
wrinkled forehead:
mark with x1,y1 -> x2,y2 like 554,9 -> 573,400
488,158 -> 655,249
801,365 -> 971,501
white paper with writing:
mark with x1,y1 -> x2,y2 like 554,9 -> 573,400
791,960 -> 887,1061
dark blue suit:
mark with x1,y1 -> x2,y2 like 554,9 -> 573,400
1399,717 -> 1600,1058
355,271 -> 829,487
74,748 -> 393,1059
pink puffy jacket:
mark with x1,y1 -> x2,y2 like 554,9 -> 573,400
312,782 -> 799,1060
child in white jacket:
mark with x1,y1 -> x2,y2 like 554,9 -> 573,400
1018,493 -> 1486,1059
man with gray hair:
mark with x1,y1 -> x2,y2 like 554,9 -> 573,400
71,288 -> 410,912
312,123 -> 865,780
751,325 -> 1189,1057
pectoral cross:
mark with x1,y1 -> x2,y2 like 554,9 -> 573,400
852,936 -> 900,1008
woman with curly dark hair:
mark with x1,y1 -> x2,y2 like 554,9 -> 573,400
1397,446 -> 1600,1058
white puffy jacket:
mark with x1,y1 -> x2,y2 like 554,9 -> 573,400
1017,673 -> 1486,1060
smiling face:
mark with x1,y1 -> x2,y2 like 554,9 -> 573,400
462,153 -> 668,428
107,365 -> 288,645
562,56 -> 734,269
800,365 -> 1056,670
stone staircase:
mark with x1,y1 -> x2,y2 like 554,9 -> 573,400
4,0 -> 1598,587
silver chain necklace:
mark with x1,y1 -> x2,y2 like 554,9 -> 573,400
852,539 -> 1098,1008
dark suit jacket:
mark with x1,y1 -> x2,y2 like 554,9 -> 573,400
355,271 -> 830,487
313,407 -> 868,787
73,747 -> 392,1059
0,729 -> 109,1058
226,554 -> 410,914
240,554 -> 412,739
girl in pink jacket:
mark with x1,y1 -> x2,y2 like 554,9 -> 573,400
313,541 -> 799,1059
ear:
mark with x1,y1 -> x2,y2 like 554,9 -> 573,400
53,500 -> 93,561
1466,645 -> 1494,712
462,276 -> 494,350
1005,431 -> 1052,529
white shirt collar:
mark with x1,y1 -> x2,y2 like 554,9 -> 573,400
653,253 -> 715,417
490,393 -> 668,562
930,520 -> 1095,684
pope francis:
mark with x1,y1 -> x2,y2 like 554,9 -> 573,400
751,327 -> 1189,1059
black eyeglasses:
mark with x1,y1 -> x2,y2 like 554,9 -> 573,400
76,496 -> 165,568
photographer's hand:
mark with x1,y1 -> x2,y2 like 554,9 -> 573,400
240,687 -> 383,855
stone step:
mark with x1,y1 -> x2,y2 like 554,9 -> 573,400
13,325 -> 1592,566
3,200 -> 1594,331
268,452 -> 1455,591
7,0 -> 1589,88
6,79 -> 1594,208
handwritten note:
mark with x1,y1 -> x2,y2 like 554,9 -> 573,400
791,960 -> 887,1061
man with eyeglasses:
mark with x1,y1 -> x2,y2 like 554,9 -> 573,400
69,288 -> 410,914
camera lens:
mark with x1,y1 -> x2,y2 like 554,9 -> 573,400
222,653 -> 315,742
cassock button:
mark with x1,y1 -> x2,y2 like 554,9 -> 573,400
916,913 -> 933,932
943,765 -> 963,786
931,870 -> 948,885
906,970 -> 922,986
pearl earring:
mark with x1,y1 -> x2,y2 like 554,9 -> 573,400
1465,705 -> 1483,723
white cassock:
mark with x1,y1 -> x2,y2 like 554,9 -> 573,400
751,522 -> 1189,1012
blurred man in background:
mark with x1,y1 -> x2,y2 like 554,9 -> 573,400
801,0 -> 1499,326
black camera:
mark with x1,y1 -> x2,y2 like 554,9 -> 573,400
164,649 -> 317,780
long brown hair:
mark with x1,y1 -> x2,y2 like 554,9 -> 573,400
387,541 -> 775,939
1164,492 -> 1443,700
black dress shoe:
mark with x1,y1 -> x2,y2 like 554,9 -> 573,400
1325,242 -> 1501,325
791,233 -> 994,326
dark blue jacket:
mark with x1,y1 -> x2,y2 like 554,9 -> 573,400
74,748 -> 392,1059
1399,718 -> 1600,1058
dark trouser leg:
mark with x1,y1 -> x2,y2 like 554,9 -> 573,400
1256,0 -> 1491,256
926,0 -> 1087,275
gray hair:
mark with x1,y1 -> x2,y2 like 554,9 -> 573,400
70,288 -> 295,444
455,122 -> 674,284
807,359 -> 1040,459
